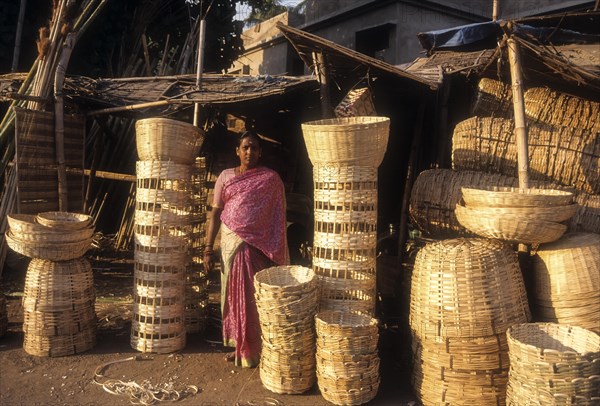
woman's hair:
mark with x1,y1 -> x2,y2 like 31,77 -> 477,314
238,130 -> 261,147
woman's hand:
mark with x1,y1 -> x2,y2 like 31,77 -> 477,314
203,248 -> 215,272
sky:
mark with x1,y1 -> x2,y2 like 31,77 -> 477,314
236,0 -> 303,21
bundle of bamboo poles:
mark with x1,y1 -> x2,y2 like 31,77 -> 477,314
0,0 -> 108,275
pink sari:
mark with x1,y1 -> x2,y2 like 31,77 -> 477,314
220,166 -> 289,367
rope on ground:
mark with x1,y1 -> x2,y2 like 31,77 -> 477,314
92,355 -> 199,405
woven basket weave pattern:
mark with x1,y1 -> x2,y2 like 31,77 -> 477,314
135,118 -> 204,165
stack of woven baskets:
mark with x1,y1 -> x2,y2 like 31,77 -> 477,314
0,293 -> 7,338
409,238 -> 531,405
132,117 -> 204,353
531,233 -> 600,334
185,157 -> 209,333
301,116 -> 389,315
254,266 -> 319,394
6,211 -> 96,356
506,323 -> 600,405
455,186 -> 575,245
315,311 -> 380,405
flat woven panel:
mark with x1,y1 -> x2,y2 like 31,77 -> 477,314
14,108 -> 84,214
471,78 -> 513,118
409,169 -> 600,238
506,323 -> 600,405
334,87 -> 377,118
409,238 -> 530,338
452,116 -> 600,194
524,87 -> 600,133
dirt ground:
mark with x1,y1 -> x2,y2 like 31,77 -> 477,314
0,254 -> 418,406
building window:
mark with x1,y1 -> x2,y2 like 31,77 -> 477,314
356,23 -> 396,62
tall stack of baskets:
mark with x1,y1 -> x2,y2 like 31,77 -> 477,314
185,157 -> 209,333
409,238 -> 531,405
506,323 -> 600,405
315,311 -> 380,405
6,212 -> 96,356
301,117 -> 389,315
254,266 -> 319,394
531,233 -> 600,334
132,117 -> 204,353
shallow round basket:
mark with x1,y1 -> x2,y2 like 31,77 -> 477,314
301,116 -> 390,166
455,204 -> 567,244
459,203 -> 578,223
462,187 -> 573,208
136,118 -> 204,165
7,214 -> 93,243
315,310 -> 378,341
36,212 -> 92,231
5,232 -> 92,261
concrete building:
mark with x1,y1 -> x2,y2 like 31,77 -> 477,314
229,0 -> 594,75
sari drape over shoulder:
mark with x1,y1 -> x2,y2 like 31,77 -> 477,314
219,166 -> 289,367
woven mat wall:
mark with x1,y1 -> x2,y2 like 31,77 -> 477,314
452,116 -> 599,194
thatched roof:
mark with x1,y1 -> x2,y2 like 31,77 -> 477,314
0,73 -> 319,116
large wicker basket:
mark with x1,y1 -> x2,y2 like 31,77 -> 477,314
315,311 -> 380,405
506,323 -> 600,405
254,266 -> 319,395
461,187 -> 574,208
409,238 -> 530,338
135,118 -> 204,165
301,117 -> 390,166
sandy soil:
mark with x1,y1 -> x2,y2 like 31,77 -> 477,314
0,256 -> 418,406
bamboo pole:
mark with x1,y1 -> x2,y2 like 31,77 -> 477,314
193,19 -> 206,127
492,0 -> 499,21
54,32 -> 76,211
507,37 -> 529,190
312,52 -> 333,119
11,0 -> 27,72
141,33 -> 152,76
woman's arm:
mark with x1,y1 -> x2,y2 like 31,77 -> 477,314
203,206 -> 223,272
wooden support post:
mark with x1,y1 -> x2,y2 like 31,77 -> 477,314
193,19 -> 206,127
54,32 -> 76,211
493,0 -> 499,21
507,37 -> 529,190
398,98 -> 426,267
313,52 -> 333,119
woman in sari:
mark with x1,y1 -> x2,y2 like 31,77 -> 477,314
204,131 -> 289,368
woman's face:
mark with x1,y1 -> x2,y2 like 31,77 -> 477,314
236,136 -> 260,169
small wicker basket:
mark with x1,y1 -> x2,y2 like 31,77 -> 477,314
461,187 -> 574,208
36,211 -> 92,231
301,116 -> 390,166
135,118 -> 204,164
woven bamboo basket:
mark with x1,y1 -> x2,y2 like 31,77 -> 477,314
412,361 -> 508,406
460,202 -> 578,223
462,186 -> 574,208
134,204 -> 192,227
318,271 -> 375,315
184,268 -> 208,334
24,326 -> 96,357
409,169 -> 600,237
455,204 -> 567,244
471,78 -> 513,118
22,258 -> 96,356
411,331 -> 509,371
136,160 -> 193,186
135,118 -> 204,165
6,232 -> 92,261
254,266 -> 318,394
131,317 -> 186,354
506,323 -> 600,404
7,213 -> 93,243
532,233 -> 600,298
301,116 -> 390,166
409,238 -> 530,338
35,211 -> 92,231
524,87 -> 600,133
315,311 -> 380,405
0,293 -> 7,338
452,116 -> 599,194
23,258 -> 95,311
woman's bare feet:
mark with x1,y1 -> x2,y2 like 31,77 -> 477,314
224,352 -> 235,362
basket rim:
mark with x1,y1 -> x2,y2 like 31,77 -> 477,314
507,322 -> 600,357
301,116 -> 390,128
254,265 -> 315,289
